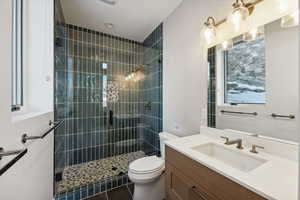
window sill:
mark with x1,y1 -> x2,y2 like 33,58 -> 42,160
12,110 -> 53,124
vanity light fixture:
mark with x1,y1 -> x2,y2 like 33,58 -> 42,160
202,0 -> 264,45
221,39 -> 234,51
243,26 -> 264,41
202,17 -> 217,45
227,0 -> 250,32
281,10 -> 299,28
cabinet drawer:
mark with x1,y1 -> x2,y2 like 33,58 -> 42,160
190,185 -> 219,200
165,146 -> 267,200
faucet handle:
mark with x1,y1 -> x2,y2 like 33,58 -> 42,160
220,136 -> 229,144
250,144 -> 264,154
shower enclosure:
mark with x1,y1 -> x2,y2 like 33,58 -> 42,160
54,1 -> 163,199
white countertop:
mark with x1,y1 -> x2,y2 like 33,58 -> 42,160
165,134 -> 298,200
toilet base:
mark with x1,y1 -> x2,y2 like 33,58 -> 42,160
133,173 -> 165,200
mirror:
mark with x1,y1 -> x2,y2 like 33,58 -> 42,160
207,18 -> 299,142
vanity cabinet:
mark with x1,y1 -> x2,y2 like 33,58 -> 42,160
165,146 -> 267,200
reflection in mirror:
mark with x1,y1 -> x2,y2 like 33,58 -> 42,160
224,36 -> 265,104
207,18 -> 299,142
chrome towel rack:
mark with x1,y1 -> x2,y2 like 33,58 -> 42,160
220,110 -> 258,116
21,120 -> 64,144
271,113 -> 295,119
0,147 -> 28,176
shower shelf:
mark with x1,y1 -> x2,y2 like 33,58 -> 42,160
114,114 -> 141,119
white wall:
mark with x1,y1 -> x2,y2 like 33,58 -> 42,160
0,0 -> 54,200
163,0 -> 219,136
0,113 -> 54,200
216,20 -> 299,142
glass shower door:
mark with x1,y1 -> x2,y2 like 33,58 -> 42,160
54,25 -> 147,198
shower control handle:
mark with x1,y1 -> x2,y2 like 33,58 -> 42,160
109,110 -> 114,126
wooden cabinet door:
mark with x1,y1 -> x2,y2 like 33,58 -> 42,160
166,163 -> 217,200
166,163 -> 194,200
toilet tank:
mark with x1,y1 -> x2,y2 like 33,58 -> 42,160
159,132 -> 179,159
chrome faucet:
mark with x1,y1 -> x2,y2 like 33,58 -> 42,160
221,136 -> 243,150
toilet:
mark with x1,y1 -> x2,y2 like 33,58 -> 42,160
128,132 -> 179,200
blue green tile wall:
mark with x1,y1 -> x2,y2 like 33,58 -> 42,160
141,24 -> 163,155
207,47 -> 216,128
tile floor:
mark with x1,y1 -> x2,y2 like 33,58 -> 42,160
86,184 -> 134,200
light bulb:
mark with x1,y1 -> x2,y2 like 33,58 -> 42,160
243,26 -> 264,41
221,39 -> 234,51
202,17 -> 217,45
249,28 -> 258,38
281,10 -> 299,28
204,27 -> 216,45
228,1 -> 249,32
231,10 -> 243,31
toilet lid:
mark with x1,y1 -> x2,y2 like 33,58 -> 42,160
129,156 -> 164,174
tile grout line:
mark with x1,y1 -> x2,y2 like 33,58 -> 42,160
126,184 -> 133,199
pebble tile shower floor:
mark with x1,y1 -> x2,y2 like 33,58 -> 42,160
57,151 -> 145,192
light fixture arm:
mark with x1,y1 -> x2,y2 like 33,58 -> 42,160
236,0 -> 246,5
233,0 -> 245,7
212,0 -> 264,27
205,17 -> 216,26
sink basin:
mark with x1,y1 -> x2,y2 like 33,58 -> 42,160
191,143 -> 267,172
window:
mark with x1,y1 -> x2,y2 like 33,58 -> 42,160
224,37 -> 266,104
11,0 -> 23,111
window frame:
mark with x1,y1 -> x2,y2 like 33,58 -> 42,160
223,38 -> 266,105
11,0 -> 24,112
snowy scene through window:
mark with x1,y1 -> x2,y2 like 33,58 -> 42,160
224,37 -> 266,104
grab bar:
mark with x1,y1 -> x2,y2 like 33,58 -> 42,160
21,120 -> 64,144
271,113 -> 295,119
220,110 -> 258,116
0,147 -> 28,176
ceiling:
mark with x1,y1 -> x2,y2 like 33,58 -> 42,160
61,0 -> 183,42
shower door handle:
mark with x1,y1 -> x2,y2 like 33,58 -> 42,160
109,110 -> 114,126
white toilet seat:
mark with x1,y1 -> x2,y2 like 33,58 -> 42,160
129,156 -> 164,174
128,156 -> 165,184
